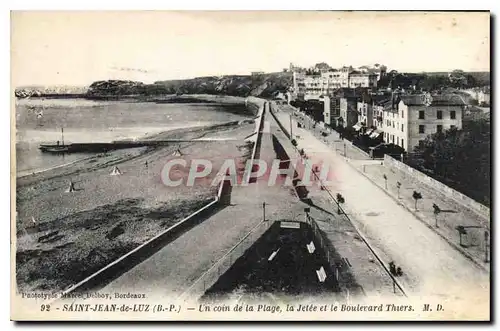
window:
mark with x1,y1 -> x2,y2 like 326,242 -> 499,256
437,125 -> 443,133
419,111 -> 425,119
450,111 -> 456,119
393,121 -> 395,128
397,137 -> 399,145
401,110 -> 404,118
401,139 -> 404,148
401,124 -> 404,132
419,125 -> 425,134
437,110 -> 443,120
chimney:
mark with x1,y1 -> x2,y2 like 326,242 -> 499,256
391,90 -> 400,110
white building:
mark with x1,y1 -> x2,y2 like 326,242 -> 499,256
292,66 -> 377,100
382,93 -> 466,152
348,71 -> 378,89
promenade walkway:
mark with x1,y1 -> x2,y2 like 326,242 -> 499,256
283,103 -> 490,271
272,103 -> 489,306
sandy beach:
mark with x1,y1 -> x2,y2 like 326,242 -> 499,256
15,119 -> 255,294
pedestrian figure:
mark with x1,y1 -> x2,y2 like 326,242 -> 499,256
145,160 -> 148,168
396,267 -> 403,277
389,261 -> 397,276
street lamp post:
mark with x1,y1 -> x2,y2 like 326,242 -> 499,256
262,202 -> 266,222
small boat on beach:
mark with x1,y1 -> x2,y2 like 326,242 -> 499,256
39,128 -> 69,153
39,144 -> 71,153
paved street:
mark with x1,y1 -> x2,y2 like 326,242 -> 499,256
272,103 -> 489,302
283,103 -> 490,270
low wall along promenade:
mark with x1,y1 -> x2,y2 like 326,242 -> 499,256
384,155 -> 490,221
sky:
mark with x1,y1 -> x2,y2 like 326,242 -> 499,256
11,11 -> 490,87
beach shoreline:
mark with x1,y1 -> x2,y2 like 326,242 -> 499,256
14,96 -> 261,294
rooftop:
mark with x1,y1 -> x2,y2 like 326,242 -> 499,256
399,94 -> 467,106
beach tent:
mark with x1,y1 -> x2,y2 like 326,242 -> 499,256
110,166 -> 122,176
65,180 -> 76,193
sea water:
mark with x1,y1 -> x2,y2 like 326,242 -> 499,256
15,98 -> 249,176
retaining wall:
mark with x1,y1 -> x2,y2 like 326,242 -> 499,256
384,154 -> 490,220
177,219 -> 273,302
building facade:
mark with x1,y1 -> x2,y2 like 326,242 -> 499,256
291,66 -> 378,101
339,97 -> 359,128
323,96 -> 342,126
477,91 -> 490,106
348,71 -> 378,89
357,101 -> 373,128
372,104 -> 385,129
382,93 -> 465,152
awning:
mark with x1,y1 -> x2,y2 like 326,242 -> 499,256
352,124 -> 362,131
370,130 -> 382,139
365,128 -> 374,136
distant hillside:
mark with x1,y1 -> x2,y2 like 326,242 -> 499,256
85,73 -> 293,99
153,72 -> 293,97
14,72 -> 293,99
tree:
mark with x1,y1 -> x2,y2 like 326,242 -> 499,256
449,69 -> 468,88
412,191 -> 422,210
396,181 -> 402,198
383,174 -> 388,190
336,193 -> 345,214
412,119 -> 490,207
433,203 -> 442,228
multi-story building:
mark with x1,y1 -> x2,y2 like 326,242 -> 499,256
303,75 -> 323,100
382,93 -> 466,152
291,66 -> 377,101
292,71 -> 306,99
358,64 -> 387,81
349,71 -> 378,89
338,97 -> 359,128
357,101 -> 373,128
325,67 -> 350,90
372,104 -> 385,129
323,96 -> 342,126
